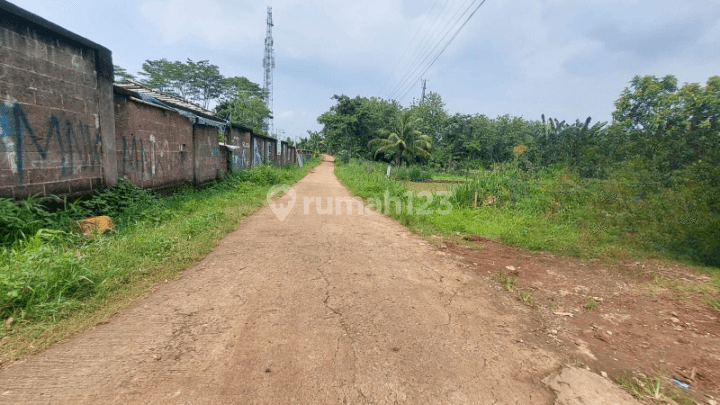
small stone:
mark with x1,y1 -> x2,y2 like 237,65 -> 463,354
506,266 -> 516,271
601,371 -> 608,378
708,400 -> 717,405
550,329 -> 558,335
153,354 -> 162,361
517,339 -> 524,343
606,331 -> 613,336
671,317 -> 680,323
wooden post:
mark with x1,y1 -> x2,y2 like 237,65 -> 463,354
474,192 -> 478,208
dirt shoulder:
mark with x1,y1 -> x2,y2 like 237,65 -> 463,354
0,160 -> 646,404
441,235 -> 720,404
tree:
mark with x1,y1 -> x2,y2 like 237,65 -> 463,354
411,91 -> 448,144
612,74 -> 720,174
138,59 -> 187,96
369,110 -> 432,166
317,95 -> 400,156
113,64 -> 135,83
137,59 -> 225,108
186,60 -> 224,108
298,130 -> 324,158
214,76 -> 271,134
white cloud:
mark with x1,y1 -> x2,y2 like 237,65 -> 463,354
11,0 -> 719,140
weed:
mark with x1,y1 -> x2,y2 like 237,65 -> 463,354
494,269 -> 518,292
335,159 -> 720,272
585,297 -> 597,311
517,288 -> 534,306
614,372 -> 697,405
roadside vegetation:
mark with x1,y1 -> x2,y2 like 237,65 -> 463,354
319,74 -> 719,273
0,160 -> 318,358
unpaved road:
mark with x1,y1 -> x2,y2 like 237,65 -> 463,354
0,160 -> 638,404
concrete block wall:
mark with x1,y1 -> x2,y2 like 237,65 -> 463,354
229,126 -> 252,170
114,94 -> 194,189
251,135 -> 265,167
1,2 -> 302,198
0,0 -> 116,198
193,124 -> 224,184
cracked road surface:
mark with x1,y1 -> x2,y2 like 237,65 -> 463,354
0,160 -> 563,404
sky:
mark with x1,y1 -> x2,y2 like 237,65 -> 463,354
11,0 -> 720,141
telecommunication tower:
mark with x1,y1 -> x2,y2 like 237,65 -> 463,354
263,6 -> 275,137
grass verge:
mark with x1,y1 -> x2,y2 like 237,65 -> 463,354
0,160 -> 319,361
334,159 -> 720,302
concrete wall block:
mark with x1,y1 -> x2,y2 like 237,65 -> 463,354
1,82 -> 36,105
62,96 -> 86,115
67,177 -> 94,194
43,180 -> 70,195
16,183 -> 44,195
0,186 -> 14,198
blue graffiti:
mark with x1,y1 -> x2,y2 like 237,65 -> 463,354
0,102 -> 101,186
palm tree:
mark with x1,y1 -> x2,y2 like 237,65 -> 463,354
369,110 -> 432,167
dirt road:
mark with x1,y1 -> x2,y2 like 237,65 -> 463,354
0,160 -> 638,404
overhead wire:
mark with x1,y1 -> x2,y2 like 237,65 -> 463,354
389,0 -> 482,102
378,0 -> 444,96
396,0 -> 487,103
386,0 -> 464,99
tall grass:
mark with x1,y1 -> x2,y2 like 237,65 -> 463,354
0,161 -> 319,324
335,158 -> 720,271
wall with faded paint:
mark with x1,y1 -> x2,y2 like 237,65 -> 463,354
193,125 -> 223,184
229,126 -> 251,171
114,94 -> 193,189
1,2 -> 303,199
266,139 -> 277,165
0,1 -> 116,198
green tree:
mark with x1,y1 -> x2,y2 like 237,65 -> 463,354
186,60 -> 224,109
317,95 -> 401,156
138,59 -> 189,97
113,64 -> 135,83
138,59 -> 225,108
369,110 -> 432,166
214,76 -> 271,134
298,131 -> 325,158
612,74 -> 720,175
411,91 -> 448,144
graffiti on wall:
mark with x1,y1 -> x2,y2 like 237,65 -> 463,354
1,101 -> 101,186
252,138 -> 262,167
240,141 -> 249,169
120,135 -> 171,181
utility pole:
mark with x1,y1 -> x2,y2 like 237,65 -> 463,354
420,78 -> 427,103
263,7 -> 275,137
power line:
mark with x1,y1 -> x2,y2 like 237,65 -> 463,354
386,0 -> 466,99
395,0 -> 487,103
378,0 -> 445,96
387,0 -> 478,100
389,0 -> 480,101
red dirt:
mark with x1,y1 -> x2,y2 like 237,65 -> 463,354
443,236 -> 720,403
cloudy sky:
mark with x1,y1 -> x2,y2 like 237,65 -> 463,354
12,0 -> 720,140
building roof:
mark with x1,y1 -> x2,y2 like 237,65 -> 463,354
115,81 -> 228,129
